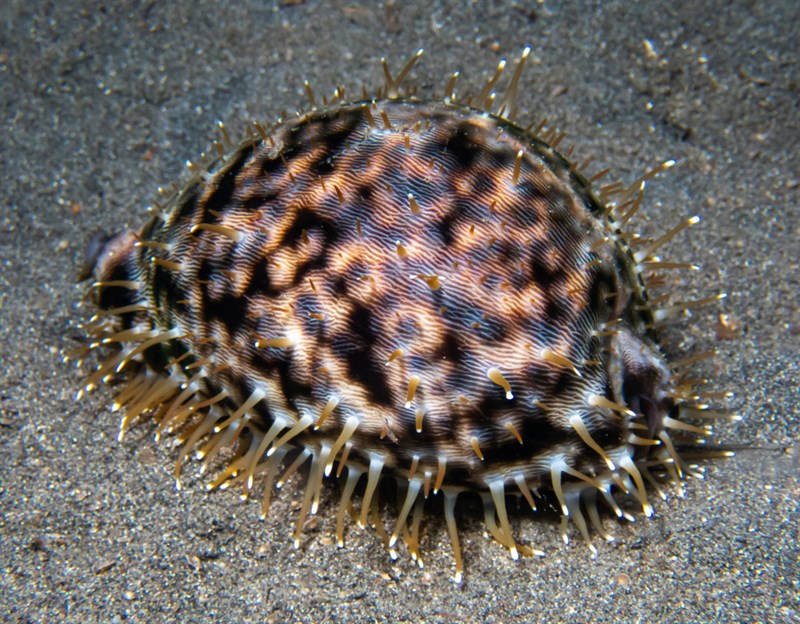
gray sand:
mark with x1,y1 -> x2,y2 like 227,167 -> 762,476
1,1 -> 797,622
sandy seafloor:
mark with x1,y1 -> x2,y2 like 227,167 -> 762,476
1,1 -> 797,622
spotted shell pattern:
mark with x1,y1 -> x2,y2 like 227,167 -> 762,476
74,50 -> 724,582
